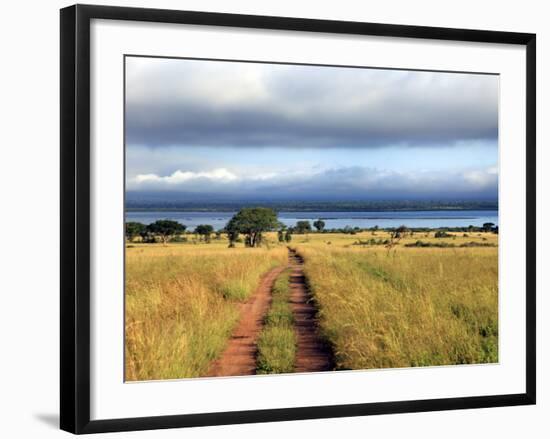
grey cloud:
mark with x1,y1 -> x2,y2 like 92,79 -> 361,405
127,165 -> 498,201
126,58 -> 498,149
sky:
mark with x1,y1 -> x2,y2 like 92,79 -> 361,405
125,56 -> 499,204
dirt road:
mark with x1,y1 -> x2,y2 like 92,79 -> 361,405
206,265 -> 286,377
206,248 -> 332,377
288,249 -> 334,373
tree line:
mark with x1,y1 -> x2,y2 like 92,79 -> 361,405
126,207 -> 498,247
125,208 -> 328,247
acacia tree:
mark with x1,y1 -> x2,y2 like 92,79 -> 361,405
225,207 -> 278,248
482,222 -> 496,233
313,219 -> 326,232
139,228 -> 155,243
125,222 -> 145,242
146,220 -> 186,245
295,220 -> 312,234
194,224 -> 214,243
385,225 -> 409,254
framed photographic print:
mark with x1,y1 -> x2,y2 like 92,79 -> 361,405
60,4 -> 536,434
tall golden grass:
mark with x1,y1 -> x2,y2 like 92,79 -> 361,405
125,230 -> 498,380
298,244 -> 498,370
125,244 -> 287,381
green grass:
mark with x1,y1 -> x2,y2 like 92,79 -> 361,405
256,270 -> 297,374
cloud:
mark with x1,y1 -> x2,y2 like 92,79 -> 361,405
135,168 -> 238,184
132,168 -> 287,186
125,57 -> 499,149
128,165 -> 498,201
462,166 -> 498,187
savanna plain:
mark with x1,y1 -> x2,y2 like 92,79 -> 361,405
125,226 -> 498,381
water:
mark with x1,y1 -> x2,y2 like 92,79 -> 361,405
126,210 -> 498,230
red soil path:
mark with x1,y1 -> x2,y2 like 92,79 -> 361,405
288,249 -> 334,373
206,265 -> 286,377
206,248 -> 333,377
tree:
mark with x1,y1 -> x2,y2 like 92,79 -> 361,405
225,207 -> 279,248
125,222 -> 145,242
385,225 -> 408,253
146,220 -> 186,245
394,225 -> 409,238
313,219 -> 325,232
482,222 -> 495,233
194,224 -> 214,243
139,228 -> 155,243
284,229 -> 292,242
343,226 -> 356,235
227,229 -> 239,248
277,222 -> 287,242
295,220 -> 312,234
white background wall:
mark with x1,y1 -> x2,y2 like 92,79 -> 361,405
0,0 -> 546,437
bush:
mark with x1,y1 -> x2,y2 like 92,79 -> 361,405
460,241 -> 496,248
405,240 -> 496,248
405,240 -> 454,248
353,238 -> 388,247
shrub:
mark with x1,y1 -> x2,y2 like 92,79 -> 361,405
405,240 -> 496,248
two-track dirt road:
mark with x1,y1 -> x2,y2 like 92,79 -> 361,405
206,265 -> 286,377
207,248 -> 333,377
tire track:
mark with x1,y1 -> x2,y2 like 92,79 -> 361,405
288,249 -> 334,372
206,265 -> 286,377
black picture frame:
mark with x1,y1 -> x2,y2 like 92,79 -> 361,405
60,4 -> 536,434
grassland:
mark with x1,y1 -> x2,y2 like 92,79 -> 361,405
296,230 -> 498,369
256,270 -> 297,374
125,243 -> 287,381
125,229 -> 498,379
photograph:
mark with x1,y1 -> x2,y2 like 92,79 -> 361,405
123,56 -> 499,382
